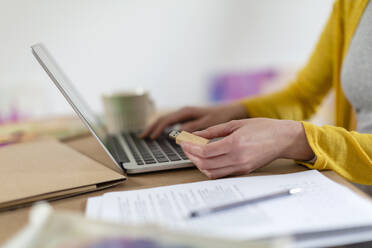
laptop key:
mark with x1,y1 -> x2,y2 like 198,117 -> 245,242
156,138 -> 182,161
168,154 -> 181,161
146,140 -> 170,163
156,157 -> 169,163
122,133 -> 144,165
169,140 -> 189,160
157,139 -> 176,155
129,133 -> 157,163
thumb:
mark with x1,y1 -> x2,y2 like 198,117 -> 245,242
193,120 -> 243,139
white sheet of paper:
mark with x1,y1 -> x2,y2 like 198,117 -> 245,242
86,170 -> 372,240
85,197 -> 102,220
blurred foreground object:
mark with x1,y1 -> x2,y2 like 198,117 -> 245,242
2,203 -> 286,248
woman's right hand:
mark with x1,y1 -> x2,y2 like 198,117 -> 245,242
141,102 -> 248,139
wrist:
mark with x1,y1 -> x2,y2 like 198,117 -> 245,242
229,102 -> 249,119
280,120 -> 315,160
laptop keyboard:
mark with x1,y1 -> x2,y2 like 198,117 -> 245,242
107,135 -> 130,163
156,138 -> 181,161
111,132 -> 189,166
168,139 -> 189,160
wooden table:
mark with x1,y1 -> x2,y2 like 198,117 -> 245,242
0,135 -> 370,244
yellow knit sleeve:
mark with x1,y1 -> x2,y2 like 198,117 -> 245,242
297,122 -> 372,185
240,1 -> 339,121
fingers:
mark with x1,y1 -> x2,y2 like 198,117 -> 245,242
185,150 -> 242,179
203,166 -> 239,179
203,165 -> 255,179
180,116 -> 212,132
193,120 -> 243,139
141,119 -> 161,138
181,138 -> 232,158
142,107 -> 203,139
183,151 -> 236,170
185,150 -> 255,179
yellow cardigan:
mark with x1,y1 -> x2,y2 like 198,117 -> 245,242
241,0 -> 372,185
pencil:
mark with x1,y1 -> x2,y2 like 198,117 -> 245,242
189,188 -> 302,218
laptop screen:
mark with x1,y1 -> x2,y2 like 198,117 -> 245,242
31,43 -> 122,169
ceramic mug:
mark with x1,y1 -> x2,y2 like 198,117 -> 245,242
102,90 -> 155,134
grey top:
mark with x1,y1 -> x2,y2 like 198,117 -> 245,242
342,1 -> 372,134
341,1 -> 372,193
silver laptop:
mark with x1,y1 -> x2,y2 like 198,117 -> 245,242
31,43 -> 193,174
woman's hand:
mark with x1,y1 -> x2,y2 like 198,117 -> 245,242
141,103 -> 248,139
180,118 -> 314,179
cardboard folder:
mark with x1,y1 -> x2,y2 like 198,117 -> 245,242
0,139 -> 126,210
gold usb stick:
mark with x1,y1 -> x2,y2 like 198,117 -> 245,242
169,130 -> 209,145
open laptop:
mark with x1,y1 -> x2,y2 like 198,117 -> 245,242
31,43 -> 193,174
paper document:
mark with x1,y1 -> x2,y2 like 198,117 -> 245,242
86,170 -> 372,241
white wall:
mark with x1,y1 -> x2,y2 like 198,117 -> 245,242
0,0 -> 333,117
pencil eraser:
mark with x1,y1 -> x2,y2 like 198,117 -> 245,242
169,130 -> 209,145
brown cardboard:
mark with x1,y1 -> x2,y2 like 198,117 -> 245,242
0,140 -> 126,210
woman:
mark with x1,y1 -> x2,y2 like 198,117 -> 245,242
142,0 -> 372,189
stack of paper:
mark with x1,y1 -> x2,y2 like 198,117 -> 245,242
86,170 -> 372,246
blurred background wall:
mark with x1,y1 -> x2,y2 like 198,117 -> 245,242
0,0 -> 333,123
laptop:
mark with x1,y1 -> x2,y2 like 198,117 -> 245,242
31,43 -> 193,174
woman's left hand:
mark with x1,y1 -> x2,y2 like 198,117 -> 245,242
180,118 -> 314,179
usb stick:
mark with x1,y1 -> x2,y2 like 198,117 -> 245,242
169,130 -> 209,145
